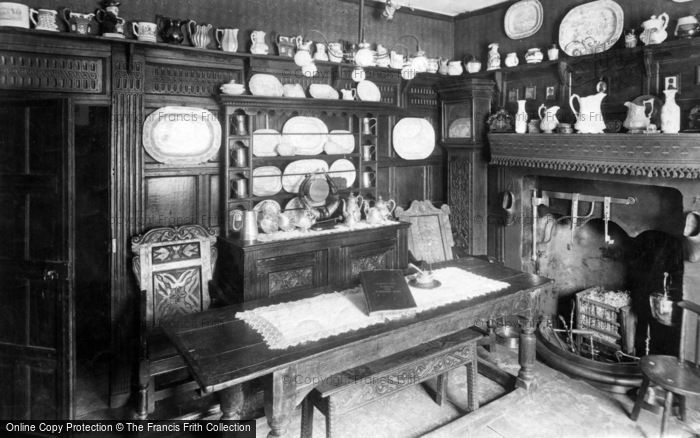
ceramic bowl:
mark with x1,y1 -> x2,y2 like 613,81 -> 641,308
220,84 -> 246,95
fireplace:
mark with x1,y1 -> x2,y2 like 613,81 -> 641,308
487,133 -> 700,386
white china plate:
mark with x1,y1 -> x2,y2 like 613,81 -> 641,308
559,0 -> 624,56
142,106 -> 221,165
356,80 -> 381,102
309,84 -> 339,100
252,166 -> 282,196
252,129 -> 281,157
282,159 -> 329,193
393,118 -> 435,160
504,0 -> 543,40
325,130 -> 355,154
249,74 -> 284,97
282,116 -> 328,155
329,159 -> 356,189
254,199 -> 281,221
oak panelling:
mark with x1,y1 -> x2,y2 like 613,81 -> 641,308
145,176 -> 198,228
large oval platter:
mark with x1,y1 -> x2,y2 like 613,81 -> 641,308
559,0 -> 624,56
282,159 -> 329,193
504,0 -> 543,40
325,130 -> 355,154
249,74 -> 284,97
393,118 -> 435,160
252,166 -> 283,196
282,116 -> 328,155
252,129 -> 281,157
142,106 -> 221,165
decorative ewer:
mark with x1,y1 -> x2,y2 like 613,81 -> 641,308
487,43 -> 501,71
649,272 -> 674,326
250,30 -> 269,55
365,196 -> 396,221
313,42 -> 328,61
95,0 -> 125,38
538,104 -> 559,133
293,36 -> 313,66
215,28 -> 238,52
187,20 -> 212,49
569,92 -> 607,133
639,13 -> 670,45
341,193 -> 364,227
623,98 -> 654,131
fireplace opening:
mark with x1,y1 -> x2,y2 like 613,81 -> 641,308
527,176 -> 685,391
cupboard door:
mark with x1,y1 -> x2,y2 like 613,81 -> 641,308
0,99 -> 73,419
252,250 -> 328,299
343,239 -> 398,284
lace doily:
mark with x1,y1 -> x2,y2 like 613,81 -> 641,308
237,267 -> 510,349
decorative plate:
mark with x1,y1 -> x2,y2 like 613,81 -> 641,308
393,118 -> 435,160
254,199 -> 281,221
282,159 -> 329,193
329,159 -> 356,189
559,0 -> 624,56
357,80 -> 381,102
282,117 -> 328,155
504,0 -> 543,40
249,74 -> 284,97
325,130 -> 355,154
252,166 -> 282,196
309,84 -> 339,100
448,118 -> 472,138
284,197 -> 315,227
252,129 -> 281,157
142,106 -> 221,165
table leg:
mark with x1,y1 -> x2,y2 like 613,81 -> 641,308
516,323 -> 537,391
219,384 -> 244,420
264,367 -> 298,438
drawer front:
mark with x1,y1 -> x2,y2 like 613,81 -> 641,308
343,239 -> 398,285
253,250 -> 328,298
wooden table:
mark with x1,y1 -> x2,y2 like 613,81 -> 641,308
163,257 -> 554,438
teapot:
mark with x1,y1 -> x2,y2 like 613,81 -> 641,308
250,30 -> 269,55
157,16 -> 186,44
231,210 -> 258,242
640,13 -> 669,45
187,20 -> 212,49
623,98 -> 654,131
538,104 -> 560,134
364,196 -> 396,221
342,193 -> 364,226
569,92 -> 606,134
364,206 -> 384,225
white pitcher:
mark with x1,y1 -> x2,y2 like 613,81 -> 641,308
215,28 -> 238,52
538,104 -> 559,134
569,92 -> 606,134
250,30 -> 269,55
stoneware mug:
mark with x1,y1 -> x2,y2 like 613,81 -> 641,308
33,9 -> 59,31
132,21 -> 157,42
62,10 -> 95,35
0,2 -> 37,28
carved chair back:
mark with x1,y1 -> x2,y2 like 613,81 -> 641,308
395,200 -> 455,264
131,225 -> 217,330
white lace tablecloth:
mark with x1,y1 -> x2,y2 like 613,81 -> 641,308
256,220 -> 397,243
237,267 -> 510,349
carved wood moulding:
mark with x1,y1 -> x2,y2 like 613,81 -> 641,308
0,51 -> 103,93
145,63 -> 240,96
489,133 -> 700,179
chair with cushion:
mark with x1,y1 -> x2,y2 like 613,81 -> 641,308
394,200 -> 456,265
131,225 -> 217,419
630,300 -> 700,437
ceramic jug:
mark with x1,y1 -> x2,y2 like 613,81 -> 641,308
447,60 -> 463,76
215,28 -> 238,52
487,43 -> 500,71
250,30 -> 269,55
62,10 -> 94,34
342,193 -> 364,226
465,57 -> 481,74
623,98 -> 654,131
438,58 -> 450,75
187,20 -> 212,49
293,37 -> 313,66
95,4 -> 124,36
661,89 -> 680,134
33,8 -> 58,31
158,17 -> 186,44
504,52 -> 519,68
363,205 -> 384,224
515,100 -> 527,134
313,42 -> 328,61
390,50 -> 405,69
569,92 -> 606,134
640,13 -> 669,45
538,104 -> 559,134
231,210 -> 258,242
364,196 -> 396,221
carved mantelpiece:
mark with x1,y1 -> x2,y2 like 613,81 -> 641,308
489,133 -> 700,179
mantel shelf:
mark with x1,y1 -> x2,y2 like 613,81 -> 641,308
217,94 -> 401,112
488,133 -> 700,179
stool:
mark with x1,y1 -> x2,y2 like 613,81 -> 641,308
300,327 -> 482,438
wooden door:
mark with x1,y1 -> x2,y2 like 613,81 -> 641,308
0,99 -> 74,419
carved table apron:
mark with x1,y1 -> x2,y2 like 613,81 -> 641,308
163,257 -> 553,438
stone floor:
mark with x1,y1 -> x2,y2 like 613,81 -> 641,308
75,346 -> 700,438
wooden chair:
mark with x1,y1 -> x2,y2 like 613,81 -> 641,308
630,300 -> 700,437
131,225 -> 217,419
394,200 -> 455,265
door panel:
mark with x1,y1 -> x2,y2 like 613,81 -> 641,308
0,99 -> 73,420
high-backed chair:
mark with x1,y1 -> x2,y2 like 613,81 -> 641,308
131,225 -> 217,419
630,300 -> 700,437
394,200 -> 455,265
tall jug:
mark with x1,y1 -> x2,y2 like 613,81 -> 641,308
215,28 -> 238,52
231,210 -> 258,242
569,92 -> 606,133
187,20 -> 212,49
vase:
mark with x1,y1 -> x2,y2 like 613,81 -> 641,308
515,100 -> 527,134
661,89 -> 680,134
